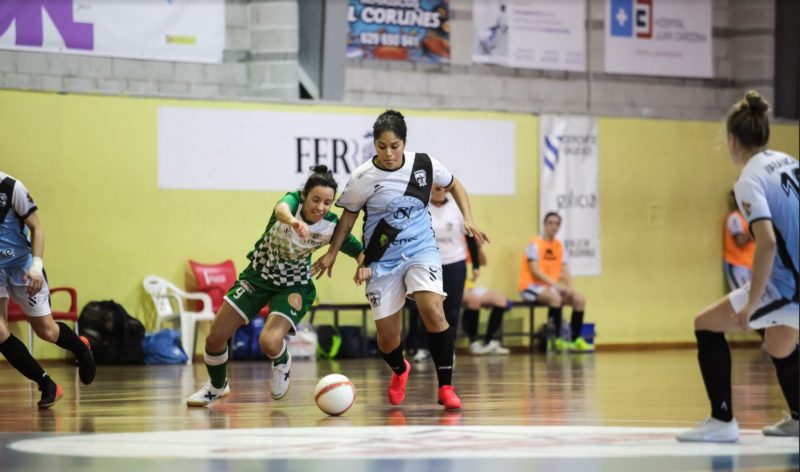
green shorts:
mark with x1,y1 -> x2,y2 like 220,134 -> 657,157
224,266 -> 316,335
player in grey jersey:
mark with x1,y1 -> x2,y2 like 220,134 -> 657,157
677,91 -> 799,442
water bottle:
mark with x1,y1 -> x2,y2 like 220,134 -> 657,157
560,324 -> 572,343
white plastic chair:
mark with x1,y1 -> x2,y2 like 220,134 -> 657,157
143,275 -> 215,364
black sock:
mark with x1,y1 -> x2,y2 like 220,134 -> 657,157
695,330 -> 733,422
548,307 -> 563,334
771,346 -> 799,420
484,307 -> 505,344
428,329 -> 454,388
0,334 -> 47,383
462,308 -> 479,342
380,344 -> 407,375
55,322 -> 87,356
570,310 -> 584,342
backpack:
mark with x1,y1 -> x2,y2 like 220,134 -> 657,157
142,329 -> 188,365
78,300 -> 146,365
232,316 -> 268,361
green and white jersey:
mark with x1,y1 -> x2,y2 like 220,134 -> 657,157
247,191 -> 363,287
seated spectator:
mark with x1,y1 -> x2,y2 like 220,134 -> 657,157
518,212 -> 592,353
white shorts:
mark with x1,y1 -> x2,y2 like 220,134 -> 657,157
519,284 -> 556,303
724,262 -> 751,292
729,282 -> 799,330
0,266 -> 51,317
366,262 -> 446,320
466,286 -> 489,298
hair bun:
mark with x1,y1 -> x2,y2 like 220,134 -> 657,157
744,90 -> 769,115
310,164 -> 331,174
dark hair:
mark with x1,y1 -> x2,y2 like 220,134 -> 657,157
373,109 -> 407,143
543,212 -> 561,224
726,90 -> 770,150
302,165 -> 337,196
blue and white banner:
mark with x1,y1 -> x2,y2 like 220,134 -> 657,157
604,0 -> 712,78
473,0 -> 586,72
0,0 -> 225,63
540,115 -> 601,276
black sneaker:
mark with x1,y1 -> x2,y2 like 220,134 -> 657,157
77,336 -> 96,385
37,377 -> 63,409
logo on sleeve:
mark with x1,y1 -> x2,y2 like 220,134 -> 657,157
741,201 -> 751,217
26,192 -> 34,204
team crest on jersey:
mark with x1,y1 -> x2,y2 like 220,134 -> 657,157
742,201 -> 751,217
288,293 -> 303,311
0,193 -> 6,208
414,169 -> 428,187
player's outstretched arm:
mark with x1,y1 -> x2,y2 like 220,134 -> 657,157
313,209 -> 359,279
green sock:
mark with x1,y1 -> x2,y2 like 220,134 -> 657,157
272,340 -> 288,366
205,348 -> 228,389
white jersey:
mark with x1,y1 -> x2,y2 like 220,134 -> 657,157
337,151 -> 454,266
733,150 -> 799,301
0,172 -> 37,269
430,198 -> 467,265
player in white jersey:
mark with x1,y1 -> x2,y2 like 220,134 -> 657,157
313,110 -> 488,411
677,91 -> 799,443
187,166 -> 364,407
0,172 -> 96,409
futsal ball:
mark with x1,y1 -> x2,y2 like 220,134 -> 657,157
314,374 -> 356,416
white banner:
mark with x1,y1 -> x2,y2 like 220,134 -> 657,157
157,107 -> 517,196
604,0 -> 712,78
473,0 -> 586,72
0,0 -> 225,63
539,115 -> 601,276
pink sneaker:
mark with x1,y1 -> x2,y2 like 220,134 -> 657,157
388,359 -> 411,405
437,385 -> 462,411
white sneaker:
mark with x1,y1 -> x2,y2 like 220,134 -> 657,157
186,380 -> 230,407
485,340 -> 510,355
763,412 -> 800,437
271,352 -> 292,400
469,341 -> 488,355
675,417 -> 739,443
412,349 -> 432,363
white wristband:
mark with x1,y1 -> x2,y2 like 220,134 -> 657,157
29,257 -> 44,277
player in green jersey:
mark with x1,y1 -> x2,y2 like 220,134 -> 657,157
188,165 -> 363,406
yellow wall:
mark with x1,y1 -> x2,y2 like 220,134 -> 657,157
1,90 -> 797,359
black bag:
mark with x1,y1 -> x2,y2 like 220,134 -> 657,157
337,326 -> 367,359
78,300 -> 145,365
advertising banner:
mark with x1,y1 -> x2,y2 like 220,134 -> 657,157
158,107 -> 516,195
604,0 -> 713,78
473,0 -> 586,72
540,115 -> 601,276
347,0 -> 450,63
0,0 -> 225,63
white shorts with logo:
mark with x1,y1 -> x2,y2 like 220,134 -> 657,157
366,252 -> 446,320
519,283 -> 557,303
0,265 -> 51,317
729,281 -> 799,330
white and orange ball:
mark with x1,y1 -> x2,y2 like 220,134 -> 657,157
314,374 -> 355,416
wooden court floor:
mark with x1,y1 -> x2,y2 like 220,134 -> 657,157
0,348 -> 797,471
